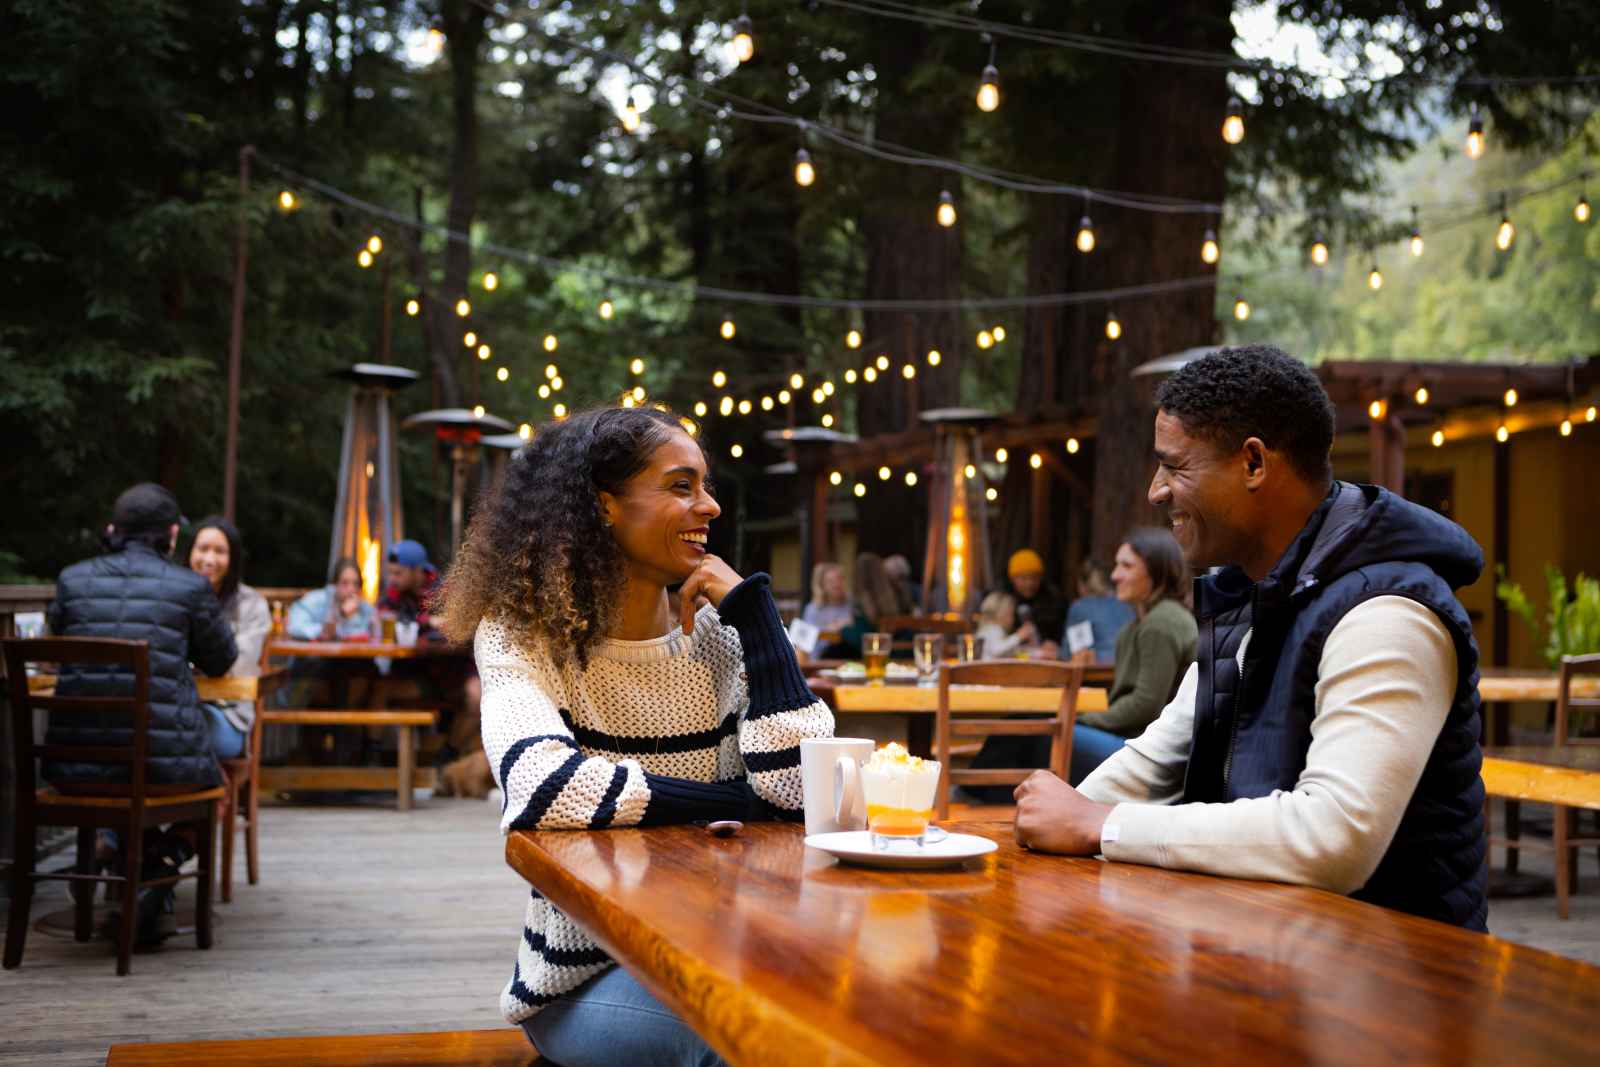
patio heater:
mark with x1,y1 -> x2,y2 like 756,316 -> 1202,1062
763,426 -> 859,603
327,363 -> 419,601
402,407 -> 514,557
918,409 -> 998,617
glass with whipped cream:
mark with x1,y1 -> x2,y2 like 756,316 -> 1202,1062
859,742 -> 941,850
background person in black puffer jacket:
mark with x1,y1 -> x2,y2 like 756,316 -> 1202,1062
46,482 -> 237,790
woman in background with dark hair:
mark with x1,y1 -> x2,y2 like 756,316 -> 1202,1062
188,515 -> 271,757
436,405 -> 830,1067
1068,527 -> 1196,783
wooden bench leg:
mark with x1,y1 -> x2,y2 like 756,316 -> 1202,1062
397,725 -> 414,812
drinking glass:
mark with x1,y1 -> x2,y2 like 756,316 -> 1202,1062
913,633 -> 943,685
861,758 -> 942,849
954,633 -> 979,663
863,632 -> 891,683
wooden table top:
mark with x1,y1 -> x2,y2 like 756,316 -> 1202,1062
1478,669 -> 1600,703
265,638 -> 462,660
811,679 -> 1109,715
1485,745 -> 1600,771
506,822 -> 1600,1067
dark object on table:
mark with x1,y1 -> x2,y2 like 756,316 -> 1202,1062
704,820 -> 744,838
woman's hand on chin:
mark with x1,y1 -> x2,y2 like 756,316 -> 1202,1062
678,554 -> 743,634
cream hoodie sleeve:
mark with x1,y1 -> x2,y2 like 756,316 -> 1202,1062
1079,595 -> 1458,895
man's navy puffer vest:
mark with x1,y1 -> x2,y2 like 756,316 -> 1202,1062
1182,482 -> 1488,930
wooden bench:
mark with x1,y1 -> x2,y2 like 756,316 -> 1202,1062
258,709 -> 438,811
1483,745 -> 1600,919
105,1029 -> 537,1066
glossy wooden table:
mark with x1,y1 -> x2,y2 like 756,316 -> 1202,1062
506,822 -> 1600,1067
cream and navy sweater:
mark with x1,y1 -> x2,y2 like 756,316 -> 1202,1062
478,573 -> 834,1023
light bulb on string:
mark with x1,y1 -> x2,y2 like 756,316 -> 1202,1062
793,147 -> 816,188
693,401 -> 708,417
878,466 -> 891,481
760,395 -> 774,411
1105,311 -> 1122,340
822,414 -> 835,428
851,480 -> 864,497
1310,232 -> 1329,266
629,357 -> 644,375
1495,197 -> 1515,251
1431,429 -> 1445,448
712,370 -> 727,388
496,367 -> 509,382
1233,296 -> 1250,322
986,486 -> 999,502
905,471 -> 918,487
937,191 -> 957,228
366,235 -> 383,255
1589,406 -> 1597,423
357,249 -> 373,268
863,367 -> 878,383
1028,453 -> 1043,470
875,355 -> 889,371
730,444 -> 744,459
455,298 -> 471,317
631,386 -> 645,402
963,464 -> 976,480
1066,437 -> 1081,455
1465,103 -> 1485,160
926,349 -> 941,366
1414,386 -> 1430,405
811,387 -> 825,405
553,403 -> 567,419
1368,399 -> 1388,420
543,334 -> 558,352
1561,419 -> 1573,437
405,298 -> 420,317
1409,206 -> 1424,257
829,471 -> 843,486
519,423 -> 533,441
463,332 -> 477,348
681,418 -> 698,436
621,93 -> 640,134
992,326 -> 1006,343
778,389 -> 792,404
719,396 -> 734,417
844,368 -> 858,383
738,399 -> 752,415
822,380 -> 835,396
1504,387 -> 1518,408
276,189 -> 298,212
1496,424 -> 1509,444
977,330 -> 994,349
621,395 -> 636,408
544,364 -> 558,380
1577,179 -> 1592,223
976,40 -> 1001,114
789,372 -> 804,390
1222,98 -> 1245,145
472,404 -> 485,418
995,448 -> 1008,464
551,376 -> 563,391
1075,213 -> 1096,253
846,329 -> 862,349
1200,228 -> 1220,265
732,13 -> 754,64
482,271 -> 498,291
477,344 -> 491,360
1367,256 -> 1384,291
538,384 -> 550,399
720,315 -> 736,340
901,363 -> 916,380
600,299 -> 615,320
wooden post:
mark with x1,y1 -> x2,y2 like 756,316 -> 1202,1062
1029,460 -> 1049,552
223,144 -> 254,522
1367,411 -> 1405,493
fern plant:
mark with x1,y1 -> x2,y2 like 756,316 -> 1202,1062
1495,565 -> 1600,668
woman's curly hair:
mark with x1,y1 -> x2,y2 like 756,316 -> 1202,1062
436,404 -> 702,668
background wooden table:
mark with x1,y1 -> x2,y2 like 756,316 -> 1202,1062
507,822 -> 1600,1067
265,638 -> 460,659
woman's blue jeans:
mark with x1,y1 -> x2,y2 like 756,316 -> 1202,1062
1070,723 -> 1128,785
522,966 -> 726,1067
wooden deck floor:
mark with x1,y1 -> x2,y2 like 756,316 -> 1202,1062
2,797 -> 1598,1067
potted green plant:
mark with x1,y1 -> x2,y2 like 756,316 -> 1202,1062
1495,565 -> 1600,668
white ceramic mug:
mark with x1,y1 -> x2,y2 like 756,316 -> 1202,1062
801,737 -> 874,835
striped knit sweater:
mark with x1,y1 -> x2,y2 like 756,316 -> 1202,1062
478,573 -> 834,1024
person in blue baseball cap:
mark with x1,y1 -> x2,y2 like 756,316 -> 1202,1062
381,538 -> 438,632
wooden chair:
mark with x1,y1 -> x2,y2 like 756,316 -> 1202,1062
196,670 -> 287,902
878,614 -> 972,636
4,637 -> 222,975
933,659 -> 1084,819
104,1029 -> 538,1066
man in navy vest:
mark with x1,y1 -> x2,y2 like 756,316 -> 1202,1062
1014,345 -> 1488,930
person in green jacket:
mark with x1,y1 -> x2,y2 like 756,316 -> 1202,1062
1069,527 -> 1197,783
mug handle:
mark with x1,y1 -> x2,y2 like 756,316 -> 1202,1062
834,755 -> 863,828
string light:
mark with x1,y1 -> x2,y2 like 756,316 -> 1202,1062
789,372 -> 804,390
937,190 -> 958,228
1414,386 -> 1430,405
1105,311 -> 1122,340
630,357 -> 645,374
1066,437 -> 1080,454
681,418 -> 698,436
976,44 -> 1000,113
693,401 -> 708,417
1504,387 -> 1518,408
963,464 -> 976,479
811,387 -> 826,404
1561,419 -> 1573,437
869,355 -> 885,371
357,249 -> 374,268
455,298 -> 471,317
519,423 -> 533,440
600,299 -> 616,320
985,486 -> 999,502
905,471 -> 918,487
844,369 -> 858,383
1465,103 -> 1485,160
621,394 -> 637,408
992,325 -> 1006,343
539,384 -> 550,399
477,344 -> 491,360
720,315 -> 736,340
1431,430 -> 1445,448
852,481 -> 865,497
463,332 -> 477,348
1410,206 -> 1424,257
1200,228 -> 1220,265
878,466 -> 891,481
760,395 -> 774,411
976,330 -> 994,349
846,329 -> 862,349
496,367 -> 509,382
995,447 -> 1008,464
793,147 -> 816,188
830,471 -> 843,486
551,376 -> 564,391
472,404 -> 485,418
1589,406 -> 1598,423
482,271 -> 498,291
1495,424 -> 1509,444
366,235 -> 383,254
926,349 -> 941,366
730,443 -> 744,458
901,363 -> 916,379
405,298 -> 420,316
276,189 -> 298,212
822,413 -> 836,428
631,385 -> 645,401
1028,453 -> 1042,469
1221,98 -> 1245,145
1310,230 -> 1329,266
778,389 -> 792,403
1367,256 -> 1384,291
1577,181 -> 1592,223
822,380 -> 835,396
712,370 -> 727,388
719,396 -> 734,417
1075,213 -> 1096,253
1233,295 -> 1250,321
1368,398 -> 1388,420
621,94 -> 641,133
1491,195 -> 1516,251
738,399 -> 753,415
543,364 -> 558,381
863,367 -> 878,382
732,13 -> 754,64
554,403 -> 567,418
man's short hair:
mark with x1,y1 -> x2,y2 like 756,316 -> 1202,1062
1154,344 -> 1335,485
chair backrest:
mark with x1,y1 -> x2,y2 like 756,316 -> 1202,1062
880,614 -> 972,636
938,660 -> 1084,715
3,637 -> 153,808
1556,653 -> 1600,746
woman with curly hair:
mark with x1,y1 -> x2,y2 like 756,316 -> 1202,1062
437,404 -> 833,1067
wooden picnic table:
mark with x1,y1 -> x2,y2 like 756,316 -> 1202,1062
506,821 -> 1600,1067
265,637 -> 461,659
1482,745 -> 1600,810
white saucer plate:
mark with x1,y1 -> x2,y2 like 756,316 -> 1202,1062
804,830 -> 998,869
